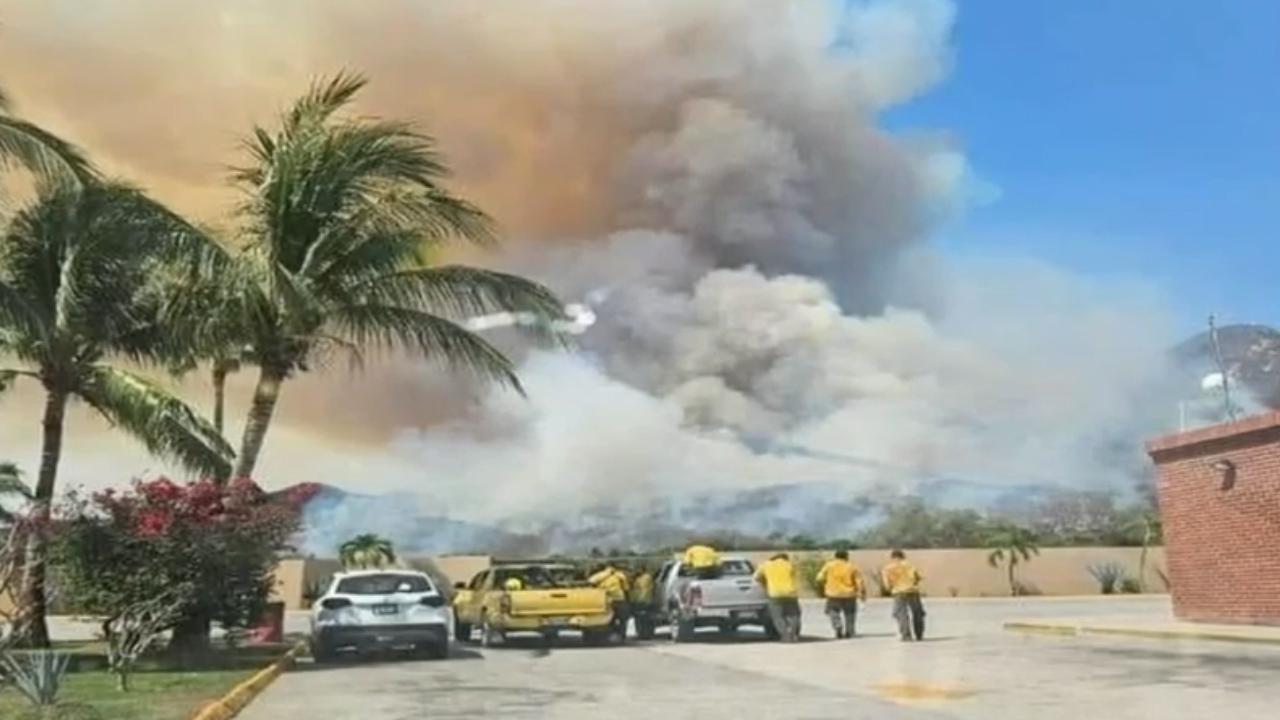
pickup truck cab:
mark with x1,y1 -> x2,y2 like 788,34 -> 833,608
648,556 -> 777,642
452,563 -> 617,647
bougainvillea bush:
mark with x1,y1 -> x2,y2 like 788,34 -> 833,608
51,477 -> 317,645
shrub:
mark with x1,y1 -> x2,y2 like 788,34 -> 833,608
51,477 -> 312,649
794,554 -> 826,594
1118,577 -> 1142,594
1087,562 -> 1125,594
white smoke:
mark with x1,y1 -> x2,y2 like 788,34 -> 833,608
0,0 -> 1190,553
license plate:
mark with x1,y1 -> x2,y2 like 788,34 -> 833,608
372,604 -> 399,616
543,616 -> 571,625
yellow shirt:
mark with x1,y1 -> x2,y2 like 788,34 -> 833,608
816,559 -> 864,599
881,560 -> 923,595
630,573 -> 655,604
683,545 -> 721,569
589,567 -> 630,602
754,558 -> 799,599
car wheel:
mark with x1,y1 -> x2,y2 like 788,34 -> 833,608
417,641 -> 449,660
311,642 -> 336,665
454,620 -> 473,644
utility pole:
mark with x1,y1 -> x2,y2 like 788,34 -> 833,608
1207,314 -> 1238,422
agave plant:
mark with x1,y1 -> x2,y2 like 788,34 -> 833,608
1,650 -> 69,706
1087,562 -> 1125,594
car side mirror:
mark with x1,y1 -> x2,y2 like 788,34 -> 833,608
454,582 -> 465,590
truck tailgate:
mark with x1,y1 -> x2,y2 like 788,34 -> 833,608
509,588 -> 609,617
693,577 -> 768,610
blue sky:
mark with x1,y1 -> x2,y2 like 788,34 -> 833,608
883,1 -> 1280,333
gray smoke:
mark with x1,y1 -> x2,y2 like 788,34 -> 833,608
0,0 -> 1189,554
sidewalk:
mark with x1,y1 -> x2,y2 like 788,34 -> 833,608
1004,615 -> 1280,647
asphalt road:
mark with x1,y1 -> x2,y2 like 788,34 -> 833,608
230,597 -> 1280,720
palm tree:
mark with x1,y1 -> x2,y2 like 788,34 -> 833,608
0,85 -> 98,189
214,72 -> 565,480
984,524 -> 1040,596
1133,512 -> 1162,592
0,180 -> 235,647
338,534 -> 397,570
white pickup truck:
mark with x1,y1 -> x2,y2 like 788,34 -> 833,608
647,556 -> 778,642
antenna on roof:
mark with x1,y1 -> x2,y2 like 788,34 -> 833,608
1207,313 -> 1238,422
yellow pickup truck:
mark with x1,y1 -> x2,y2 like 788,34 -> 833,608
452,563 -> 616,647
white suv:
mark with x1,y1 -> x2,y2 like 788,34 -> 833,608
309,569 -> 453,662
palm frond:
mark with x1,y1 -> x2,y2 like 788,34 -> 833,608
0,85 -> 9,112
326,304 -> 522,391
0,462 -> 31,500
0,115 -> 99,190
284,71 -> 369,137
78,365 -> 234,479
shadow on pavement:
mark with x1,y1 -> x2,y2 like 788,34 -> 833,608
290,646 -> 484,672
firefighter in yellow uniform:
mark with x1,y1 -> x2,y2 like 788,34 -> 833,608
589,563 -> 632,640
754,553 -> 801,642
881,549 -> 925,641
815,549 -> 866,639
628,564 -> 657,639
682,544 -> 721,579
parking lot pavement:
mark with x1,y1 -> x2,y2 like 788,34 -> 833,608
236,596 -> 1280,720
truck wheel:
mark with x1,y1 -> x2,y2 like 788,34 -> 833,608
582,629 -> 610,647
672,617 -> 696,643
454,620 -> 473,644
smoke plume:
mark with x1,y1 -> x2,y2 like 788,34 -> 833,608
0,0 -> 1185,552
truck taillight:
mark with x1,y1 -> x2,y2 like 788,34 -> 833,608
320,598 -> 352,611
419,595 -> 445,608
685,585 -> 703,608
499,593 -> 513,614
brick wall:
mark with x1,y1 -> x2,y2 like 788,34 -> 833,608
1147,412 -> 1280,625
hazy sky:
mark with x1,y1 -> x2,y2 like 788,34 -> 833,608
885,1 -> 1280,332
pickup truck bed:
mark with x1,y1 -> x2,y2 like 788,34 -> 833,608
645,557 -> 777,642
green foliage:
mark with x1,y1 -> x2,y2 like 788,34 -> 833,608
1087,562 -> 1125,594
1119,577 -> 1142,594
985,524 -> 1040,596
10,703 -> 104,720
50,478 -> 306,641
1,650 -> 69,706
338,534 -> 397,570
793,554 -> 826,593
192,72 -> 565,479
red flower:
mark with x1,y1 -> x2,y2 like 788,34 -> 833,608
135,509 -> 172,538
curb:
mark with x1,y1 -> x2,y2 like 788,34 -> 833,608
188,643 -> 304,720
1003,622 -> 1280,647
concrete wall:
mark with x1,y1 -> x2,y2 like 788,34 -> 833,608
266,547 -> 1166,609
1149,412 -> 1280,625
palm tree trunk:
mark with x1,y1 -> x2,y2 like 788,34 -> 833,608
1007,561 -> 1017,597
1138,525 -> 1151,593
211,364 -> 229,436
15,389 -> 69,648
232,367 -> 285,481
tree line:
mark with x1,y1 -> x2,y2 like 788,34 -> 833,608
0,72 -> 565,648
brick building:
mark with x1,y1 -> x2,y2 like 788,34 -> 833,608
1147,412 -> 1280,625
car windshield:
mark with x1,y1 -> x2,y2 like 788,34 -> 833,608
335,573 -> 433,595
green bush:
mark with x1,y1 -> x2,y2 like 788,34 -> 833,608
1118,577 -> 1142,594
793,554 -> 826,593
